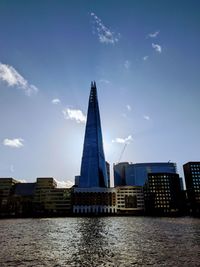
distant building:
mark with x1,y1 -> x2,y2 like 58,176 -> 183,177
44,188 -> 72,215
78,82 -> 109,188
183,162 -> 200,216
116,186 -> 144,215
144,173 -> 182,215
73,188 -> 116,215
106,161 -> 111,188
114,162 -> 177,187
114,162 -> 129,186
0,178 -> 20,216
34,177 -> 57,214
12,183 -> 36,216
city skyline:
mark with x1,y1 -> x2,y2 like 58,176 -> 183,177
0,1 -> 200,186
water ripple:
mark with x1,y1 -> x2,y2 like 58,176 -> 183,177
0,217 -> 200,266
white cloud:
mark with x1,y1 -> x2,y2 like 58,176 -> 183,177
124,60 -> 131,69
148,31 -> 160,38
0,63 -> 38,96
3,138 -> 24,148
143,115 -> 150,120
18,179 -> 27,183
99,79 -> 111,85
152,43 -> 162,53
63,108 -> 86,124
91,12 -> 120,44
143,56 -> 149,61
55,179 -> 74,188
52,98 -> 61,104
112,135 -> 133,144
126,104 -> 132,111
10,165 -> 14,173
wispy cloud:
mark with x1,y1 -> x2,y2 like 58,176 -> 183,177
52,98 -> 61,104
10,165 -> 14,173
143,56 -> 149,61
152,43 -> 162,53
3,138 -> 24,148
126,104 -> 132,111
91,12 -> 120,44
0,63 -> 38,96
143,115 -> 150,120
148,31 -> 160,38
99,79 -> 111,85
55,179 -> 74,188
63,108 -> 86,124
124,60 -> 131,69
112,135 -> 133,144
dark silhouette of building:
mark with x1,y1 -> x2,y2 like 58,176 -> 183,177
78,82 -> 109,188
183,162 -> 200,216
144,172 -> 183,215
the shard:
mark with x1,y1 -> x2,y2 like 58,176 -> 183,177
78,81 -> 109,188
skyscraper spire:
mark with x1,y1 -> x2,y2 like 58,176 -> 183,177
78,82 -> 108,188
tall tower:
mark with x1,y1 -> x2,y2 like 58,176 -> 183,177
78,81 -> 108,188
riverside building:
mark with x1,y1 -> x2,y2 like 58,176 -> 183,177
114,162 -> 177,186
0,178 -> 19,216
73,82 -> 115,214
115,186 -> 144,215
183,162 -> 200,216
144,172 -> 182,215
0,177 -> 72,217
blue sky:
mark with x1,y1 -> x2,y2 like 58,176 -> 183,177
0,0 -> 200,186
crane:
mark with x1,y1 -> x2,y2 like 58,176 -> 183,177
117,143 -> 127,163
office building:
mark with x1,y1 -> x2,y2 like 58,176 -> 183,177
116,186 -> 144,215
183,162 -> 200,215
78,82 -> 109,188
34,177 -> 57,214
44,188 -> 72,215
0,178 -> 19,216
114,162 -> 177,186
12,183 -> 36,216
144,172 -> 182,215
73,187 -> 116,214
114,162 -> 129,186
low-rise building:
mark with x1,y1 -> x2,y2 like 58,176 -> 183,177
73,188 -> 116,215
34,177 -> 57,214
12,183 -> 36,216
0,178 -> 20,216
44,188 -> 72,215
115,186 -> 144,215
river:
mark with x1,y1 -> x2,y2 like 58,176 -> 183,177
0,217 -> 199,266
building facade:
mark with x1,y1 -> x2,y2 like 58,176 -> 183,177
183,162 -> 200,216
44,188 -> 72,215
144,172 -> 182,215
78,82 -> 109,188
0,178 -> 19,216
115,186 -> 144,215
73,188 -> 116,215
114,162 -> 177,187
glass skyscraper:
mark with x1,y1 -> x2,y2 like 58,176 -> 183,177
78,82 -> 109,188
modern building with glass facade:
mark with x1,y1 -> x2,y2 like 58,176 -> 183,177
114,162 -> 177,186
78,82 -> 109,188
183,162 -> 200,215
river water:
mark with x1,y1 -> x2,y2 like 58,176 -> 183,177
0,217 -> 199,266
